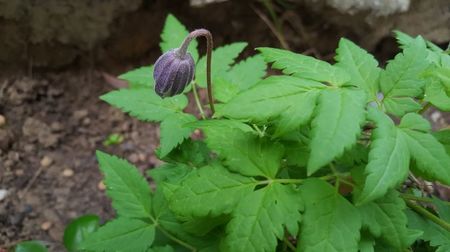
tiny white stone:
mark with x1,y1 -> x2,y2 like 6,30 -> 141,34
0,189 -> 8,201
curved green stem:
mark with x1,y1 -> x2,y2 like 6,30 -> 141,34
192,82 -> 206,119
405,200 -> 450,232
156,225 -> 197,251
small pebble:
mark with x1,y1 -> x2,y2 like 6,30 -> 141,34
0,189 -> 8,201
129,153 -> 139,163
40,156 -> 53,167
0,115 -> 5,127
98,181 -> 106,191
62,168 -> 74,177
41,221 -> 52,231
431,111 -> 441,122
138,153 -> 146,162
15,169 -> 24,176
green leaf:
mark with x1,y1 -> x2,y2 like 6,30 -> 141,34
217,76 -> 322,136
425,79 -> 450,111
118,66 -> 154,88
298,179 -> 361,252
383,96 -> 421,117
335,38 -> 381,100
64,215 -> 100,252
407,209 -> 450,252
159,113 -> 197,158
162,139 -> 211,168
96,151 -> 152,218
213,54 -> 267,103
358,190 -> 420,249
80,218 -> 156,252
358,234 -> 375,252
307,88 -> 366,175
358,108 -> 410,204
160,14 -> 198,62
257,47 -> 350,85
100,88 -> 188,122
15,241 -> 48,252
400,128 -> 450,185
433,129 -> 450,155
192,120 -> 284,178
433,197 -> 450,222
398,113 -> 431,132
380,38 -> 429,97
196,42 -> 247,88
224,183 -> 303,252
169,164 -> 256,217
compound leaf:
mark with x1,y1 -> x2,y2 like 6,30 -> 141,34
160,14 -> 198,62
96,151 -> 152,218
169,164 -> 256,218
159,113 -> 197,158
196,42 -> 247,88
258,47 -> 350,85
118,66 -> 154,88
298,179 -> 361,252
358,190 -> 421,249
307,88 -> 366,175
100,88 -> 188,122
358,108 -> 410,204
224,183 -> 303,252
80,218 -> 155,252
335,38 -> 380,100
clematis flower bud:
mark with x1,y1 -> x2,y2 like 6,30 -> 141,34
153,49 -> 195,98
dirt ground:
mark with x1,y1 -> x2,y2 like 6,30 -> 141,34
0,72 -> 162,251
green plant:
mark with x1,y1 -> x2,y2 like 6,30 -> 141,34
68,14 -> 450,252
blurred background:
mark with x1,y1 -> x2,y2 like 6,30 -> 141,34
0,0 -> 449,251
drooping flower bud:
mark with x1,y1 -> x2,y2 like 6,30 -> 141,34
153,49 -> 195,98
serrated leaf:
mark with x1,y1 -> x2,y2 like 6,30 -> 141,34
432,197 -> 450,222
224,183 -> 303,252
383,96 -> 421,117
196,42 -> 247,88
64,215 -> 100,252
308,88 -> 366,175
257,47 -> 350,85
100,88 -> 188,122
162,139 -> 211,168
406,209 -> 450,252
80,218 -> 155,252
425,78 -> 450,111
335,38 -> 380,100
160,14 -> 198,62
358,190 -> 420,249
358,108 -> 410,204
433,129 -> 450,155
298,179 -> 361,252
96,151 -> 152,218
217,76 -> 322,136
118,66 -> 154,88
159,113 -> 196,157
398,113 -> 431,132
213,54 -> 267,103
169,164 -> 256,218
191,120 -> 284,178
400,129 -> 450,185
380,38 -> 429,97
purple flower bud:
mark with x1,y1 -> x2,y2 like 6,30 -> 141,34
153,49 -> 195,98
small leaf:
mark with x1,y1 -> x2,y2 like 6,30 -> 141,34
96,151 -> 152,218
335,38 -> 381,100
425,79 -> 450,112
358,108 -> 410,204
64,215 -> 100,252
258,47 -> 350,85
224,183 -> 303,252
196,42 -> 247,88
407,209 -> 450,252
298,179 -> 361,252
308,88 -> 366,175
383,96 -> 421,117
358,190 -> 420,249
398,113 -> 431,132
159,113 -> 197,158
80,218 -> 155,252
100,88 -> 188,122
169,164 -> 256,217
15,241 -> 48,252
118,66 -> 154,88
160,14 -> 198,62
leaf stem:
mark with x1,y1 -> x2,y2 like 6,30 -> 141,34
192,82 -> 206,119
156,225 -> 197,251
401,193 -> 450,205
405,200 -> 450,232
179,29 -> 215,115
283,234 -> 296,251
257,175 -> 335,185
